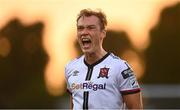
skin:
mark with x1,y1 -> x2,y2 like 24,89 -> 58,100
69,15 -> 143,109
123,92 -> 143,109
77,15 -> 107,64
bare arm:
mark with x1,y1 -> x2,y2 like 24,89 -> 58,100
122,92 -> 143,109
70,95 -> 73,109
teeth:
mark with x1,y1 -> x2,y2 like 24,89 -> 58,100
82,38 -> 90,41
81,35 -> 91,44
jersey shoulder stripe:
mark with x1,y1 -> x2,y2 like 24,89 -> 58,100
109,53 -> 135,78
109,53 -> 127,65
109,53 -> 121,60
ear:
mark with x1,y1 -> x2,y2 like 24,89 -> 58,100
101,30 -> 106,38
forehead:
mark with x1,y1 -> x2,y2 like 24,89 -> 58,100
77,15 -> 100,26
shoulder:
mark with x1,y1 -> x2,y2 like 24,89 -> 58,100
108,53 -> 135,81
109,53 -> 126,65
65,55 -> 84,78
109,53 -> 132,71
65,55 -> 84,69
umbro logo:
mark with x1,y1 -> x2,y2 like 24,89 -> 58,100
73,70 -> 79,76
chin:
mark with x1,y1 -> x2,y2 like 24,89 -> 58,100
82,49 -> 93,54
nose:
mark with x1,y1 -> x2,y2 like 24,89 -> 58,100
80,28 -> 89,36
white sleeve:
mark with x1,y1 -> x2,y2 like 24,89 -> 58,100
117,61 -> 141,95
65,64 -> 72,94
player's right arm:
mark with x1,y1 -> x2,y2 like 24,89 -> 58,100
70,95 -> 73,109
65,62 -> 73,109
65,58 -> 79,109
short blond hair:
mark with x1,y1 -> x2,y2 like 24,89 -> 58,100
77,8 -> 107,30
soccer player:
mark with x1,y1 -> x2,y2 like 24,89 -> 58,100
65,8 -> 143,109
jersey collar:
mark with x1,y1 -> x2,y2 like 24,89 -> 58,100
84,52 -> 110,67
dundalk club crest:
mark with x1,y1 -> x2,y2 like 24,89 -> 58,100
97,66 -> 109,79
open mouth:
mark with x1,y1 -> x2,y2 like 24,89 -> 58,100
81,37 -> 92,48
82,38 -> 91,45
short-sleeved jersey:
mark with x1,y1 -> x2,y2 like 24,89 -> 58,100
65,52 -> 141,109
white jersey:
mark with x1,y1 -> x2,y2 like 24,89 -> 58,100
65,52 -> 141,109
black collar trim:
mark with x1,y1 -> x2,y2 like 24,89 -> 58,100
84,52 -> 110,67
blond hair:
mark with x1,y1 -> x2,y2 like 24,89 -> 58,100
77,8 -> 107,30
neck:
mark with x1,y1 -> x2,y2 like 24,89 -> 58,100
84,49 -> 107,65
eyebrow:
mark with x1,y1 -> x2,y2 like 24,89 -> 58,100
77,24 -> 96,27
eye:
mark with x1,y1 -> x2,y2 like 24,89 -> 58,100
77,26 -> 84,31
87,26 -> 96,30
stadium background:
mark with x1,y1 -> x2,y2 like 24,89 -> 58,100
0,0 -> 179,108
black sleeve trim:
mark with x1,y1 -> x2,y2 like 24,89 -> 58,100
67,89 -> 72,95
121,88 -> 141,95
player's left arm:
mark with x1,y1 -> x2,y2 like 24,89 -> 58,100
119,61 -> 143,109
122,91 -> 143,109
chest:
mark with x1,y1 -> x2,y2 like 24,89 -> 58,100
68,65 -> 118,92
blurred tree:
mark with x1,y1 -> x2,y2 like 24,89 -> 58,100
143,3 -> 180,83
0,19 -> 57,108
103,30 -> 135,56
